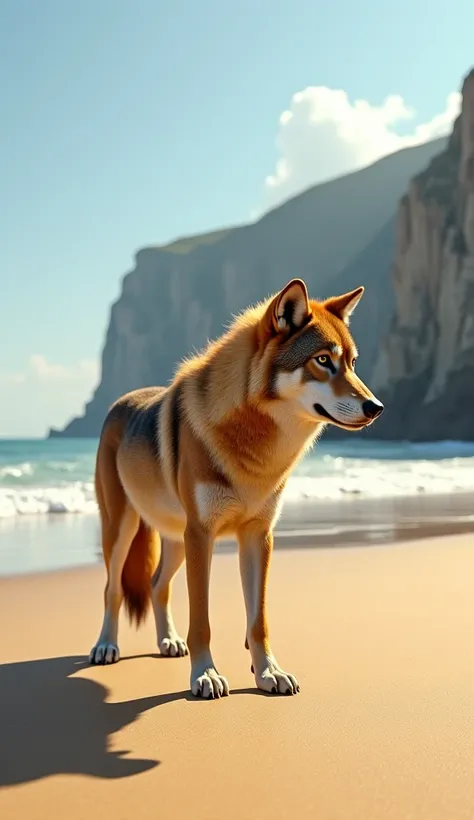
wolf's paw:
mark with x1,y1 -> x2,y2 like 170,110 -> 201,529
191,668 -> 230,699
89,642 -> 120,665
159,635 -> 188,657
255,662 -> 300,696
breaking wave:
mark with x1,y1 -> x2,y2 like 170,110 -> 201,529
1,438 -> 474,518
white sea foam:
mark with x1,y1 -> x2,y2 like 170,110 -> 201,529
0,482 -> 98,518
0,462 -> 34,479
284,452 -> 474,503
1,438 -> 474,519
1,447 -> 474,518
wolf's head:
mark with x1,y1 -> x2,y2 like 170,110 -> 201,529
259,278 -> 383,431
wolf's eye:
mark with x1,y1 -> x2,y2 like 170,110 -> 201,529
316,354 -> 331,367
352,358 -> 356,369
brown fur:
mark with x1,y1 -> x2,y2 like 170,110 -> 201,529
89,278 -> 383,697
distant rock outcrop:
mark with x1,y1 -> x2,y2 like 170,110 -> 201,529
372,69 -> 474,441
48,137 -> 447,438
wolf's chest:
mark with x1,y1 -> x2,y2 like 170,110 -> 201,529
193,481 -> 284,535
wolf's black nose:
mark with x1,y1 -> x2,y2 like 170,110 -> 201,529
362,399 -> 384,419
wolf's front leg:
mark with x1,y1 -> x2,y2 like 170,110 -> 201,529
238,525 -> 300,695
184,523 -> 229,698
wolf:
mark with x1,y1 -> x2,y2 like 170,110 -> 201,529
89,278 -> 384,698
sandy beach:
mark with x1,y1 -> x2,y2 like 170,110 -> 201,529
2,532 -> 474,819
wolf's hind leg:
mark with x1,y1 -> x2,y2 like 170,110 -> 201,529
89,503 -> 139,664
152,537 -> 188,657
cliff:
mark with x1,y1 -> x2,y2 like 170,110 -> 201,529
372,69 -> 474,441
49,137 -> 447,438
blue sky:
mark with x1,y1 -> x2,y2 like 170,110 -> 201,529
1,0 -> 473,436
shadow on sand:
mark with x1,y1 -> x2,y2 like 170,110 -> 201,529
0,654 -> 264,788
0,654 -> 168,787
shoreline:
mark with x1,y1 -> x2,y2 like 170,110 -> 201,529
0,490 -> 473,578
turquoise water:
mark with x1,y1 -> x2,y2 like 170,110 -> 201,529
2,437 -> 474,518
0,438 -> 96,485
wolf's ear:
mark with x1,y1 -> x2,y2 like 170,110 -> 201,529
324,286 -> 364,325
269,278 -> 311,335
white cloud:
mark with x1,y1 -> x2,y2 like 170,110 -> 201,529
261,86 -> 461,210
0,356 -> 100,437
28,355 -> 99,383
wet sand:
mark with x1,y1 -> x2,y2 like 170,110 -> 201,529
1,532 -> 474,819
1,490 -> 474,577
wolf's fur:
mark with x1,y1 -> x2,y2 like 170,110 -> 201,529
89,279 -> 383,697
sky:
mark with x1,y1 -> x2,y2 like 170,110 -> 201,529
0,0 -> 473,437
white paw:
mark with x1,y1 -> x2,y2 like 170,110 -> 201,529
89,642 -> 120,665
191,668 -> 230,699
255,662 -> 300,695
159,635 -> 188,657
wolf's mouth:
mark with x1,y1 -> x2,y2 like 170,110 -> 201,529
313,403 -> 368,429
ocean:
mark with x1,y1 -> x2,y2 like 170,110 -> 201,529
1,437 -> 474,576
1,437 -> 474,518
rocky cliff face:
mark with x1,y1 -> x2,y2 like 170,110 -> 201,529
49,136 -> 447,438
372,70 -> 474,441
